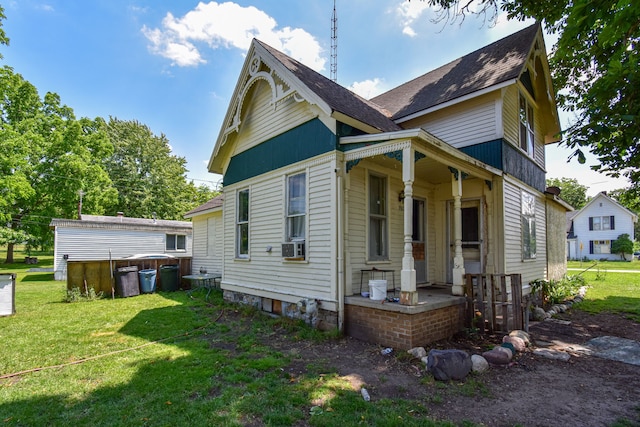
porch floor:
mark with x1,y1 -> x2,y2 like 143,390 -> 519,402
344,284 -> 466,314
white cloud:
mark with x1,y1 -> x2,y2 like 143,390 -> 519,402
348,78 -> 384,99
394,1 -> 432,37
142,1 -> 324,70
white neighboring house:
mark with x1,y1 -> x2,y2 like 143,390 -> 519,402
567,192 -> 638,261
50,213 -> 192,281
183,194 -> 224,275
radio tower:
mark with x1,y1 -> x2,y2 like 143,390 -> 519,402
330,0 -> 337,82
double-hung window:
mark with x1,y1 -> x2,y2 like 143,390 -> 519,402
166,234 -> 186,251
519,93 -> 535,157
369,173 -> 388,261
286,172 -> 306,242
589,216 -> 615,231
521,190 -> 536,260
236,189 -> 249,258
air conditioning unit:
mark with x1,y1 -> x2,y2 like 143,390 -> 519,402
282,241 -> 305,258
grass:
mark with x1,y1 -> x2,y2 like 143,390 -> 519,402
1,250 -> 446,427
567,260 -> 640,322
1,249 -> 639,426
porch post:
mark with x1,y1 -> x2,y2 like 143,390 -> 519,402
400,146 -> 417,305
451,170 -> 465,295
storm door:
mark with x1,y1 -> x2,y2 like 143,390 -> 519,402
412,198 -> 427,283
447,199 -> 484,282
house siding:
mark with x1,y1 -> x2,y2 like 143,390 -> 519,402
403,92 -> 500,149
221,156 -> 337,305
233,80 -> 318,156
503,177 -> 547,286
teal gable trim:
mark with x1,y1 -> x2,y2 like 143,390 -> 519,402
461,139 -> 545,192
224,119 -> 338,186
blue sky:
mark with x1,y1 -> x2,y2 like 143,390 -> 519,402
2,0 -> 630,196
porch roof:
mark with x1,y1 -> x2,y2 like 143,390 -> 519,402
340,128 -> 502,184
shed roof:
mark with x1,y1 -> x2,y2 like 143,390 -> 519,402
50,214 -> 192,233
184,194 -> 224,218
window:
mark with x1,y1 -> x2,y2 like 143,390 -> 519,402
591,240 -> 611,254
519,93 -> 535,157
521,191 -> 536,260
236,189 -> 249,258
286,172 -> 306,242
589,216 -> 615,231
369,174 -> 388,260
166,234 -> 186,251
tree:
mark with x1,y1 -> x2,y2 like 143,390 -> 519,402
0,67 -> 116,263
611,233 -> 634,260
546,177 -> 588,209
609,187 -> 640,243
104,118 -> 216,220
420,0 -> 640,191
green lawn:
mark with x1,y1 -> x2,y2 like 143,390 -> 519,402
1,250 -> 639,426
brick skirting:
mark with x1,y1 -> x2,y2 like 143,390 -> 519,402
344,303 -> 466,350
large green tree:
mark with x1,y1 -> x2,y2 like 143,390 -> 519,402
422,0 -> 640,192
546,177 -> 588,209
0,67 -> 117,263
104,118 -> 216,220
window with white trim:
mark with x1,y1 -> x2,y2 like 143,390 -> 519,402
521,190 -> 536,260
589,216 -> 615,231
591,240 -> 611,254
368,173 -> 388,261
286,172 -> 306,242
519,93 -> 535,157
166,234 -> 186,251
236,189 -> 249,258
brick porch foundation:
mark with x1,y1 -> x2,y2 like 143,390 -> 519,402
344,299 -> 466,350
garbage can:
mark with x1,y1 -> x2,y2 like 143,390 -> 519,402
138,269 -> 157,293
159,264 -> 180,292
115,266 -> 140,297
0,273 -> 16,316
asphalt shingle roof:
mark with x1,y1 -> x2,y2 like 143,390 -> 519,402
371,23 -> 540,120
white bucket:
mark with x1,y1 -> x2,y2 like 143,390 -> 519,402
369,279 -> 387,300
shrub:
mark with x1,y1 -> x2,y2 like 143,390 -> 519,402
63,286 -> 103,303
531,275 -> 585,307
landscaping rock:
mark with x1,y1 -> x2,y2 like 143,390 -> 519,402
509,330 -> 531,346
533,348 -> 571,362
471,354 -> 489,373
482,348 -> 511,365
426,349 -> 472,381
493,345 -> 513,359
503,335 -> 526,352
533,306 -> 546,321
407,347 -> 427,359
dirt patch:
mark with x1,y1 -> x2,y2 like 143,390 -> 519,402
217,310 -> 640,426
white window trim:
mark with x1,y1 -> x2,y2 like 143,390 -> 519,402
367,171 -> 389,262
166,234 -> 186,252
521,190 -> 537,260
519,91 -> 535,158
283,170 -> 308,262
236,187 -> 250,260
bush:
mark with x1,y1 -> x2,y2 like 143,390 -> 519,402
531,275 -> 585,307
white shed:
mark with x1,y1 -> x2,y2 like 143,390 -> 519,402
50,213 -> 192,281
183,195 -> 224,276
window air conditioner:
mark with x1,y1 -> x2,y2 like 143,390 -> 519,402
282,241 -> 305,258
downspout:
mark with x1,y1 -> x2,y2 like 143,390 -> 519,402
336,168 -> 345,332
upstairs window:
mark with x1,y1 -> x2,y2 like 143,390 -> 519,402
368,173 -> 388,261
236,189 -> 249,258
519,93 -> 535,157
589,216 -> 615,231
521,191 -> 536,260
166,234 -> 186,251
286,172 -> 306,242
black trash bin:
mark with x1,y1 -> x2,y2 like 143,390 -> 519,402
159,264 -> 179,292
115,266 -> 140,297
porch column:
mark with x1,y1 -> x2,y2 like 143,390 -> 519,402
451,170 -> 465,295
400,146 -> 417,305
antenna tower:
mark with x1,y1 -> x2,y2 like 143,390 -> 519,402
330,0 -> 337,82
